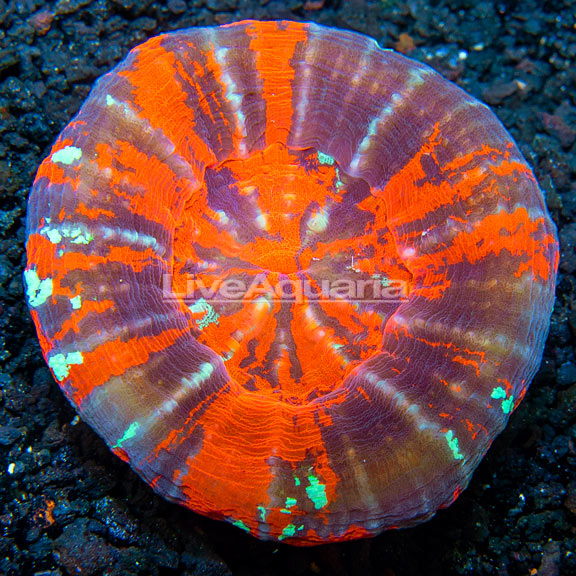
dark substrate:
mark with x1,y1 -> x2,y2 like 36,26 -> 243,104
0,0 -> 575,575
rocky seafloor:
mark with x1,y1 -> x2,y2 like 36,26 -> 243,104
0,0 -> 575,574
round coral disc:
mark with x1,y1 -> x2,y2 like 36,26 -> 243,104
24,20 -> 559,544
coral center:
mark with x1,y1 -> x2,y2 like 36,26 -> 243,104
172,142 -> 411,403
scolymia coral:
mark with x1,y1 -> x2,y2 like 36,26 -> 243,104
24,20 -> 559,544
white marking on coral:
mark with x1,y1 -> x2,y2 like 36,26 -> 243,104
98,226 -> 163,255
349,68 -> 430,175
399,247 -> 417,260
213,44 -> 248,156
52,146 -> 82,165
182,362 -> 215,389
349,98 -> 397,174
307,208 -> 329,233
147,362 -> 216,417
363,370 -> 442,434
290,46 -> 315,146
48,351 -> 84,381
105,94 -> 137,119
41,223 -> 94,245
215,210 -> 230,225
24,268 -> 53,308
255,210 -> 269,231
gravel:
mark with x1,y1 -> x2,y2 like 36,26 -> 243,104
1,0 -> 574,574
